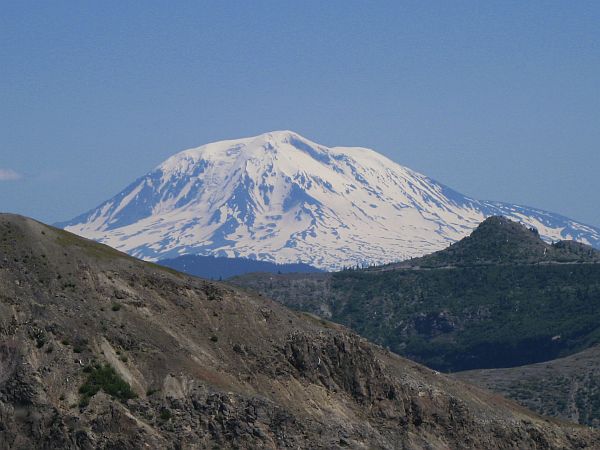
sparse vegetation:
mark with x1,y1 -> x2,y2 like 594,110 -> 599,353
3,214 -> 600,446
460,346 -> 600,428
29,327 -> 47,348
54,227 -> 130,261
62,281 -> 76,290
159,408 -> 172,421
79,364 -> 137,407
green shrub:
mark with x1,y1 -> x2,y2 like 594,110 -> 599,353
159,409 -> 172,421
79,364 -> 136,406
146,388 -> 159,396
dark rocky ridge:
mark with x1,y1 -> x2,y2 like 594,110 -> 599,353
0,213 -> 598,449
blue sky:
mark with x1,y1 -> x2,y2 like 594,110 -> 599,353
1,1 -> 599,226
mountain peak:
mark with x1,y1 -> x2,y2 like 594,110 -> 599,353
59,133 -> 600,269
261,129 -> 304,140
438,215 -> 548,263
157,130 -> 324,172
389,216 -> 600,269
470,215 -> 543,243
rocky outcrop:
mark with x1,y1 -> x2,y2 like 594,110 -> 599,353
0,214 -> 599,449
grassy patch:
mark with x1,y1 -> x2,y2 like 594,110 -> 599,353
54,228 -> 126,261
79,363 -> 136,407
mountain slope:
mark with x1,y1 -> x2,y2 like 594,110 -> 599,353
456,345 -> 600,428
59,131 -> 600,270
2,214 -> 598,449
231,217 -> 600,372
158,254 -> 322,280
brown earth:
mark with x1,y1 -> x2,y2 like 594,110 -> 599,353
0,213 -> 598,449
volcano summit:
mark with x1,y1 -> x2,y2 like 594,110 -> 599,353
60,131 -> 600,270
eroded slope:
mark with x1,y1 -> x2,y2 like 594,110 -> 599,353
0,214 -> 597,449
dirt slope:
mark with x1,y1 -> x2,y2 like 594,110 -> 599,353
0,214 -> 598,449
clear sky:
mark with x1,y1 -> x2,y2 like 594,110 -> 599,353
1,1 -> 599,226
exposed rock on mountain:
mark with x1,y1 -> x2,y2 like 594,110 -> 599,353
1,213 -> 598,449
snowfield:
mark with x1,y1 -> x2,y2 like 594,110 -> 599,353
60,131 -> 600,270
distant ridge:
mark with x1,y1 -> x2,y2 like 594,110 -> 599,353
376,215 -> 600,270
158,254 -> 323,280
59,131 -> 600,270
231,217 -> 600,373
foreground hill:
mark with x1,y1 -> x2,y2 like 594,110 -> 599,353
456,345 -> 600,428
231,217 -> 600,372
158,254 -> 321,280
58,131 -> 600,270
1,214 -> 598,449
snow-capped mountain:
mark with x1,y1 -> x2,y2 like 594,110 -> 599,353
59,131 -> 600,270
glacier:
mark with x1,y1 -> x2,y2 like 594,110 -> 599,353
58,131 -> 600,270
